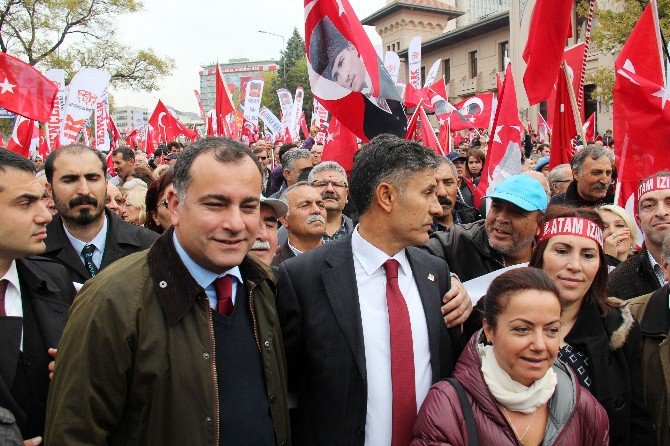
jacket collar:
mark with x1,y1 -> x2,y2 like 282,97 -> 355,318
564,180 -> 614,206
639,284 -> 670,337
472,221 -> 505,265
148,228 -> 275,325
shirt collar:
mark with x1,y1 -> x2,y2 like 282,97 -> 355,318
351,227 -> 410,277
287,239 -> 303,256
1,260 -> 20,293
172,232 -> 242,290
63,214 -> 108,254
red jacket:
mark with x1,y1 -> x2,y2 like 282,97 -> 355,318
412,333 -> 610,446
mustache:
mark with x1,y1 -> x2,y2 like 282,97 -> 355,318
251,239 -> 271,251
438,196 -> 453,206
592,182 -> 608,191
322,191 -> 339,201
307,214 -> 326,224
69,196 -> 98,208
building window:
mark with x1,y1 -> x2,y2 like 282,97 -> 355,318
421,66 -> 426,86
469,51 -> 478,79
387,45 -> 391,52
444,58 -> 451,82
499,41 -> 509,71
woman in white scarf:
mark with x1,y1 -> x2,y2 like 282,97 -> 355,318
412,267 -> 609,446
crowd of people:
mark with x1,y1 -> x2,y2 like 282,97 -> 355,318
0,129 -> 667,446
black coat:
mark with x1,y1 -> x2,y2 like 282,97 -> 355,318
565,298 -> 656,445
277,236 -> 461,446
549,179 -> 615,207
43,208 -> 159,285
607,246 -> 663,300
271,241 -> 296,267
0,257 -> 75,438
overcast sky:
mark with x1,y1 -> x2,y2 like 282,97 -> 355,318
112,0 -> 386,113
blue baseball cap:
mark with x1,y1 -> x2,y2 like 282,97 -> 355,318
484,175 -> 548,212
535,156 -> 550,171
446,152 -> 467,163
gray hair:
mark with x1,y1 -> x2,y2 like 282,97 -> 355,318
662,232 -> 670,265
173,137 -> 260,200
279,180 -> 312,211
571,145 -> 614,173
436,155 -> 458,178
307,161 -> 348,186
281,148 -> 312,172
547,164 -> 571,187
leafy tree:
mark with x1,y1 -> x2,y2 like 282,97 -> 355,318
0,0 -> 174,91
278,28 -> 307,79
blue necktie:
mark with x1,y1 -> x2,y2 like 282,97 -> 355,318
81,244 -> 99,277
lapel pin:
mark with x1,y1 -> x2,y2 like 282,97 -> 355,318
427,274 -> 435,282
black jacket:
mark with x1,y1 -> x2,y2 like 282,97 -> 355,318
0,257 -> 75,438
607,246 -> 662,300
277,236 -> 461,445
271,241 -> 296,267
549,179 -> 614,207
43,208 -> 159,285
421,220 -> 504,282
564,298 -> 656,445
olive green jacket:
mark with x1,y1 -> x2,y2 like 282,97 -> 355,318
45,229 -> 290,446
628,285 -> 670,446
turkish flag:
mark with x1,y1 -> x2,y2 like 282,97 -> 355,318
6,115 -> 37,158
538,112 -> 551,142
145,127 -> 157,157
582,112 -> 596,142
300,112 -> 310,139
206,113 -> 215,137
305,0 -> 405,142
522,0 -> 574,105
108,116 -> 120,150
616,2 -> 665,86
215,64 -> 234,136
322,117 -> 358,173
404,78 -> 448,111
0,53 -> 58,122
105,151 -> 115,176
148,100 -> 196,143
476,64 -> 522,208
406,106 -> 445,155
125,129 -> 140,148
549,67 -> 578,169
452,93 -> 495,131
546,43 -> 586,124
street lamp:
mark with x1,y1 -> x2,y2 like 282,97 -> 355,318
258,30 -> 285,78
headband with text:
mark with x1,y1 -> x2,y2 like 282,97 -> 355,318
538,217 -> 603,247
637,176 -> 670,202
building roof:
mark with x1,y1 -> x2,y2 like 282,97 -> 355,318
361,0 -> 463,26
397,10 -> 508,57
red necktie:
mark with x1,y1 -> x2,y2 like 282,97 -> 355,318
213,275 -> 233,316
0,279 -> 8,317
383,259 -> 416,446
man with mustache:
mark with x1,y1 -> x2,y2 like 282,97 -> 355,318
272,182 -> 327,266
432,157 -> 480,232
608,171 -> 670,299
42,144 -> 158,285
250,196 -> 288,266
423,174 -> 547,282
308,161 -> 354,242
549,145 -> 614,207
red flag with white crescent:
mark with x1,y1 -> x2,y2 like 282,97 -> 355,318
549,68 -> 578,169
0,53 -> 57,122
452,93 -> 495,131
582,112 -> 596,142
6,115 -> 37,158
322,116 -> 358,172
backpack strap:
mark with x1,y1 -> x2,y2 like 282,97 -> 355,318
445,378 -> 479,446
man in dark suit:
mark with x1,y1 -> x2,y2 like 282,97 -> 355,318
42,144 -> 158,285
272,182 -> 326,267
0,148 -> 75,442
277,135 -> 466,445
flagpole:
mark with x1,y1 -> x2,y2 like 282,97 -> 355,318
563,61 -> 586,144
578,0 -> 597,113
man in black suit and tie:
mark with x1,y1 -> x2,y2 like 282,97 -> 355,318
277,135 -> 466,445
42,144 -> 158,285
0,149 -> 75,442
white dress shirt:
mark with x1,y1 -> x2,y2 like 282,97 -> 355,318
2,260 -> 24,350
351,228 -> 432,446
63,214 -> 108,269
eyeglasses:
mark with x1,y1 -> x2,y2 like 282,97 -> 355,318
257,156 -> 268,161
311,180 -> 347,188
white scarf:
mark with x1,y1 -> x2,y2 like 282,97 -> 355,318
478,343 -> 557,414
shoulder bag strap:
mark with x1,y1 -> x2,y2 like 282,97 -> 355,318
446,378 -> 479,446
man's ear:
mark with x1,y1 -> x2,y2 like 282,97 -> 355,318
167,189 -> 180,227
45,181 -> 53,195
279,214 -> 289,228
375,182 -> 396,213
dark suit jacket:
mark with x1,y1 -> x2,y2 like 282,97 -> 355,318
0,257 -> 75,435
271,241 -> 296,267
43,208 -> 159,284
607,246 -> 661,300
277,236 -> 461,446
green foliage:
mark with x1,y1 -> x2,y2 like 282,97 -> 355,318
0,119 -> 13,144
586,66 -> 615,104
0,0 -> 173,91
278,28 -> 307,79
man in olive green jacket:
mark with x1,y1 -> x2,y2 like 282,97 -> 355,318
627,236 -> 670,446
45,138 -> 290,445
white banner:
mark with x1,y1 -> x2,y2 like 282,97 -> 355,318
312,98 -> 328,127
384,51 -> 401,84
259,107 -> 284,136
277,88 -> 293,128
60,68 -> 111,145
44,69 -> 66,150
243,78 -> 265,126
289,87 -> 304,140
93,88 -> 110,152
424,58 -> 442,87
408,36 -> 422,89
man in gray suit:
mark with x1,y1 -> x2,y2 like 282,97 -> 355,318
277,135 -> 468,445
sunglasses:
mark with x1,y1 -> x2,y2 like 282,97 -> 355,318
257,156 -> 268,161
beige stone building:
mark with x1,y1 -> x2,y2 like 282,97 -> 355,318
363,0 -> 616,134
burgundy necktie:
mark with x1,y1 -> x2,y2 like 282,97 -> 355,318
383,259 -> 416,446
0,279 -> 8,317
213,275 -> 233,316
